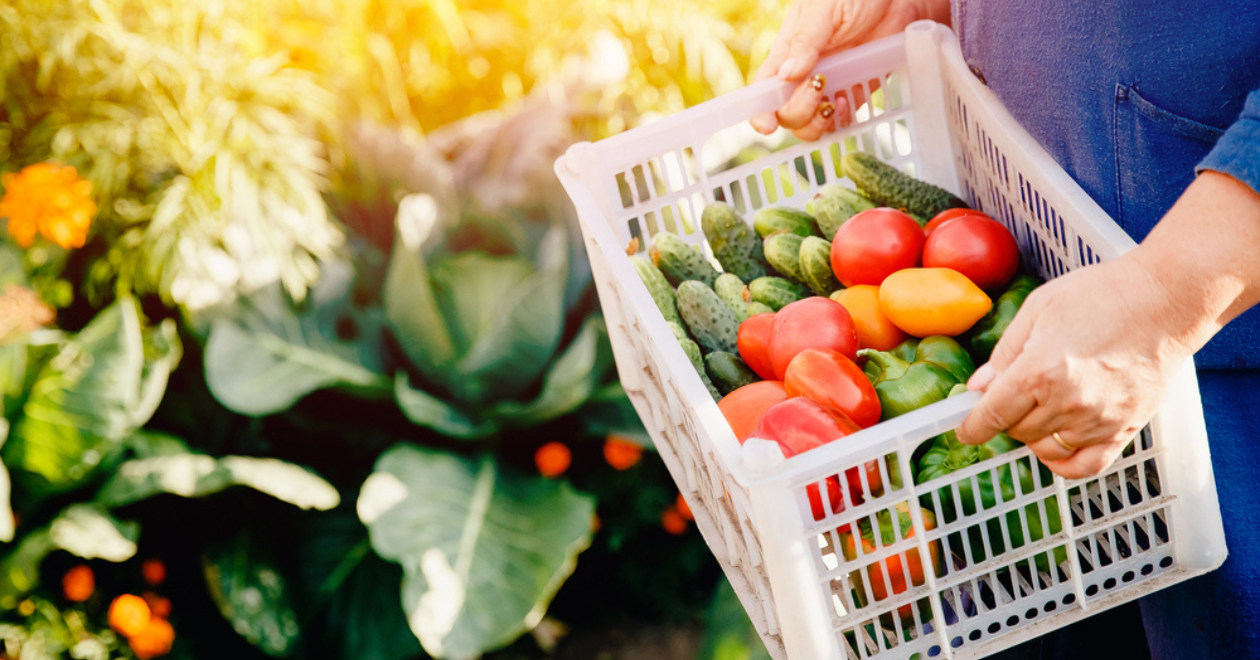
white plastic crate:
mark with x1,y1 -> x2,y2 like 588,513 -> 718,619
554,21 -> 1226,660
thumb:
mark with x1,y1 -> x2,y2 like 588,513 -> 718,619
777,1 -> 838,80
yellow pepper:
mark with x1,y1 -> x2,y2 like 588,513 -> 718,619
879,268 -> 992,337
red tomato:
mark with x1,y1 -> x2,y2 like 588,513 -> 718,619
750,397 -> 860,522
737,313 -> 776,380
923,215 -> 1020,290
767,297 -> 859,379
718,380 -> 789,441
830,208 -> 926,286
840,503 -> 942,619
783,348 -> 881,429
923,208 -> 992,238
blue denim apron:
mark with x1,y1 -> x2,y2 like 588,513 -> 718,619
953,1 -> 1260,657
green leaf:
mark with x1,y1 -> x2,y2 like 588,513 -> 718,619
5,298 -> 179,494
48,504 -> 138,562
0,530 -> 54,608
0,244 -> 25,287
203,260 -> 388,416
0,330 -> 63,419
97,453 -> 339,511
204,530 -> 301,658
383,195 -> 457,384
357,444 -> 595,660
698,578 -> 773,660
394,374 -> 498,439
446,228 -> 568,405
492,316 -> 612,426
293,511 -> 422,660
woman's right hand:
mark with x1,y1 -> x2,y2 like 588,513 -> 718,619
750,0 -> 950,140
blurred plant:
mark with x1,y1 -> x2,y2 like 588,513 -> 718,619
0,164 -> 96,250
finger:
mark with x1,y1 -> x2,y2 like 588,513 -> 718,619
986,300 -> 1039,375
749,1 -> 806,134
1025,432 -> 1078,464
750,111 -> 780,135
789,101 -> 837,141
779,1 -> 839,80
956,365 -> 1038,445
1005,403 -> 1096,447
1040,444 -> 1119,480
776,74 -> 829,129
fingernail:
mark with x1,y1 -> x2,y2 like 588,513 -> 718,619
819,101 -> 835,119
777,58 -> 798,80
810,74 -> 826,92
968,364 -> 996,391
750,114 -> 777,134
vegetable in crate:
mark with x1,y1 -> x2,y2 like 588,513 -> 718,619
859,335 -> 974,420
783,348 -> 881,428
747,276 -> 808,311
808,184 -> 876,215
753,207 -> 820,238
705,351 -> 760,395
718,380 -> 788,441
840,501 -> 943,620
830,208 -> 925,287
916,385 -> 1067,573
924,208 -> 993,238
840,151 -> 968,219
715,273 -> 756,322
650,231 -> 719,287
878,268 -> 992,337
631,256 -> 681,324
763,231 -> 806,282
702,203 -> 767,281
669,321 -> 721,401
737,312 -> 777,380
812,193 -> 859,240
831,285 -> 906,351
677,280 -> 740,354
963,274 -> 1040,363
767,297 -> 859,379
923,214 -> 1021,290
800,236 -> 842,296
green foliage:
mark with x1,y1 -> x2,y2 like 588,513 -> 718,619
203,531 -> 302,658
0,595 -> 126,660
358,444 -> 596,660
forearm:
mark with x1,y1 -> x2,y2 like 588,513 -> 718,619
1129,171 -> 1260,357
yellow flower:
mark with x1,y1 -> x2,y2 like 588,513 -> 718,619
0,163 -> 96,249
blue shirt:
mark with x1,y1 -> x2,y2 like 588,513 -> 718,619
954,0 -> 1260,369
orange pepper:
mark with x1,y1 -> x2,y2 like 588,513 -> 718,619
830,285 -> 907,351
878,268 -> 992,337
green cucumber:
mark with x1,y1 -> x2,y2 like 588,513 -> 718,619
748,276 -> 809,311
714,273 -> 754,322
651,231 -> 719,287
676,280 -> 740,354
668,321 -> 721,400
800,237 -> 842,296
748,301 -> 775,316
840,152 -> 967,219
631,256 -> 681,324
704,351 -> 760,395
812,194 -> 858,240
813,184 -> 877,213
753,207 -> 820,239
702,203 -> 767,281
763,232 -> 806,283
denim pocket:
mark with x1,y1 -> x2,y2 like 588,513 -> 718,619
1113,83 -> 1226,240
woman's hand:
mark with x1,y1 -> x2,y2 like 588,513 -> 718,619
750,0 -> 950,140
956,171 -> 1260,478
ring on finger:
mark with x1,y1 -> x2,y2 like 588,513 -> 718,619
1051,431 -> 1075,452
811,74 -> 826,92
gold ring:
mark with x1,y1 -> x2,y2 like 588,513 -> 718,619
1052,431 -> 1075,452
811,74 -> 826,92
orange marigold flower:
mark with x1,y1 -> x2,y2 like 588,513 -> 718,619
675,493 -> 694,521
128,616 -> 175,659
62,565 -> 95,602
661,507 -> 688,536
108,594 -> 152,638
143,592 -> 172,619
534,442 -> 572,478
603,435 -> 643,471
142,558 -> 167,586
0,163 -> 96,249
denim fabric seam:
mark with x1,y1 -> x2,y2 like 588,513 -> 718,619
1113,83 -> 1126,230
1122,84 -> 1228,144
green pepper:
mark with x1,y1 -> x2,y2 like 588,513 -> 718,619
915,385 -> 1067,573
859,336 -> 973,420
964,274 -> 1040,363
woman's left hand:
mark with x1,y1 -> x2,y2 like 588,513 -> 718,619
954,255 -> 1193,478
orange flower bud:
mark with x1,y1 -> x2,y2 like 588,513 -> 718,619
109,594 -> 151,638
142,558 -> 167,586
661,507 -> 688,535
603,436 -> 643,471
129,617 -> 175,659
675,494 -> 693,521
62,565 -> 94,602
534,442 -> 571,478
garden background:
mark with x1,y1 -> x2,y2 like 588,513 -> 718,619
0,1 -> 795,658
